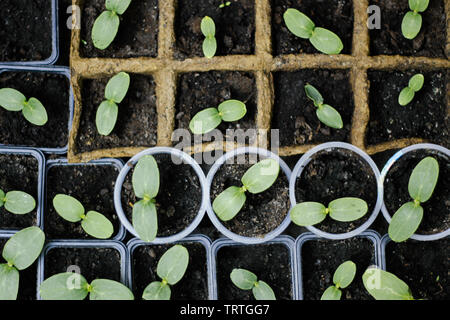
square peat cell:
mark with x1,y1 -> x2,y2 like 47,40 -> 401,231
367,70 -> 449,147
174,0 -> 255,59
369,0 -> 447,57
80,0 -> 159,58
272,69 -> 354,147
75,74 -> 158,154
272,0 -> 354,55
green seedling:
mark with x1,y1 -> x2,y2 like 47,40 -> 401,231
283,8 -> 343,55
0,88 -> 48,126
201,16 -> 217,58
189,100 -> 247,134
321,261 -> 356,300
96,72 -> 130,136
219,1 -> 231,8
304,84 -> 343,129
0,189 -> 35,215
402,0 -> 429,40
291,197 -> 368,227
40,272 -> 134,300
213,158 -> 280,221
53,194 -> 114,239
91,0 -> 132,49
388,157 -> 439,242
0,227 -> 45,300
230,269 -> 276,300
142,245 -> 189,300
362,267 -> 414,300
398,74 -> 424,106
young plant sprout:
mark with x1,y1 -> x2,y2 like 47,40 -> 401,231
398,74 -> 424,106
321,261 -> 356,300
0,88 -> 48,126
219,1 -> 231,8
290,197 -> 368,227
53,194 -> 114,239
388,156 -> 439,242
401,0 -> 429,40
142,245 -> 189,300
304,84 -> 343,129
0,227 -> 45,300
201,16 -> 217,58
96,72 -> 130,136
362,267 -> 414,300
189,99 -> 247,134
0,189 -> 35,215
230,268 -> 276,300
213,158 -> 280,221
91,0 -> 132,49
283,8 -> 343,55
40,273 -> 134,300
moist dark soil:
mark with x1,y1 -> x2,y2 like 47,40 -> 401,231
174,0 -> 255,59
46,163 -> 121,239
131,242 -> 209,300
56,0 -> 72,66
272,0 -> 354,55
272,70 -> 353,147
80,0 -> 159,58
369,0 -> 447,57
122,153 -> 202,237
0,154 -> 38,230
216,243 -> 293,300
0,71 -> 70,149
368,70 -> 449,148
210,155 -> 290,238
301,237 -> 376,300
385,238 -> 449,300
295,149 -> 378,234
0,0 -> 52,62
384,149 -> 450,235
76,74 -> 157,153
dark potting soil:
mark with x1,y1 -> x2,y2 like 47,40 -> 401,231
301,237 -> 376,300
272,70 -> 353,147
368,70 -> 449,148
295,149 -> 378,234
0,71 -> 70,149
0,154 -> 38,230
210,155 -> 290,238
369,0 -> 447,58
122,153 -> 202,237
271,0 -> 354,55
56,0 -> 73,66
385,238 -> 449,300
384,149 -> 450,235
76,74 -> 157,153
46,164 -> 121,239
216,243 -> 293,300
174,0 -> 255,59
0,0 -> 52,62
80,0 -> 159,58
131,242 -> 209,300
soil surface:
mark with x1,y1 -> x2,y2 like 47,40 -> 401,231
295,149 -> 378,234
174,0 -> 255,59
272,0 -> 354,55
272,70 -> 353,147
0,71 -> 70,149
76,74 -> 157,153
384,149 -> 450,235
369,0 -> 447,57
80,0 -> 159,58
368,70 -> 449,148
131,242 -> 209,300
216,243 -> 293,300
46,163 -> 121,239
0,0 -> 52,62
57,0 -> 72,66
210,155 -> 290,238
122,153 -> 202,237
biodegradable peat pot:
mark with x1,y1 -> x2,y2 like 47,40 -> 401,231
381,143 -> 450,241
